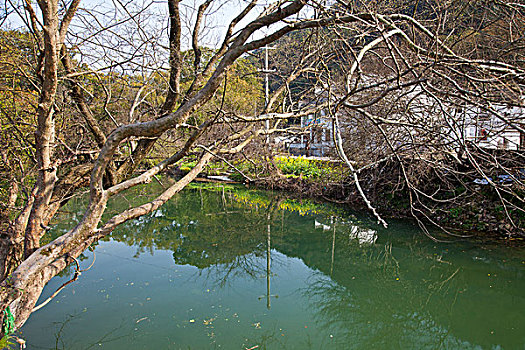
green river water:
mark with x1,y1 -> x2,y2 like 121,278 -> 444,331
19,184 -> 525,349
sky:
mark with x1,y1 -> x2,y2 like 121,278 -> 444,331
3,0 -> 270,48
2,0 -> 313,74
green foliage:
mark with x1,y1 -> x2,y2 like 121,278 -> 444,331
274,156 -> 342,181
204,161 -> 229,176
275,156 -> 321,178
179,160 -> 197,173
179,50 -> 263,126
228,168 -> 249,182
226,156 -> 346,183
0,334 -> 15,349
1,307 -> 15,343
0,30 -> 39,209
177,157 -> 229,176
448,207 -> 464,218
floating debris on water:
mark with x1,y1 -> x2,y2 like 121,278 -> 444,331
136,317 -> 148,324
203,318 -> 215,325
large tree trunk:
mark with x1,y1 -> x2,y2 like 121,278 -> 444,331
0,183 -> 38,282
23,0 -> 60,258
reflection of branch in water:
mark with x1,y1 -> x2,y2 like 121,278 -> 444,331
221,186 -> 226,208
202,253 -> 266,288
378,243 -> 399,277
300,238 -> 468,348
82,321 -> 131,350
25,312 -> 130,350
303,272 -> 470,348
33,253 -> 96,313
53,313 -> 75,350
204,211 -> 241,216
424,268 -> 461,307
330,217 -> 336,276
240,325 -> 290,350
192,198 -> 288,292
198,249 -> 288,292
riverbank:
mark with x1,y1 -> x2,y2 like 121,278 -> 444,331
250,176 -> 523,240
174,155 -> 524,240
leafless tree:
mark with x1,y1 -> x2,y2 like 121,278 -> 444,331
0,0 -> 523,335
255,0 -> 524,238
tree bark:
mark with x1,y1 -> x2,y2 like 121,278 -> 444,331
24,0 -> 60,258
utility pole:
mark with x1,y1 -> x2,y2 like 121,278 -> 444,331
262,46 -> 276,144
265,46 -> 270,144
259,209 -> 277,309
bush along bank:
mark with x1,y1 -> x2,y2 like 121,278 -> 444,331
170,155 -> 524,239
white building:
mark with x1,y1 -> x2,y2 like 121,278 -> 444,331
287,110 -> 335,157
462,105 -> 524,151
282,80 -> 525,155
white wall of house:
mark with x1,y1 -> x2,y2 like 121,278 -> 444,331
291,110 -> 335,157
462,105 -> 524,150
281,79 -> 524,155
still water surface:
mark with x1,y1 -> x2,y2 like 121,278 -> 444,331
21,184 -> 525,349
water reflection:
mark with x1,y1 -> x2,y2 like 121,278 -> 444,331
26,184 -> 525,349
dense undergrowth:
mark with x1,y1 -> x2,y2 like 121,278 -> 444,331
174,154 -> 524,239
